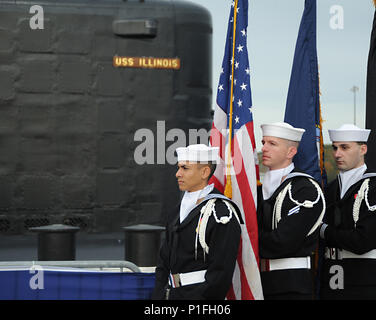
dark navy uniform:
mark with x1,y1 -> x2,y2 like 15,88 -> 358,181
152,188 -> 242,300
258,169 -> 325,300
320,172 -> 376,299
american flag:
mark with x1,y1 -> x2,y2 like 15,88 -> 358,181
209,0 -> 263,300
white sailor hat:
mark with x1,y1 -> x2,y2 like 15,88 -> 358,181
260,122 -> 305,142
176,144 -> 220,163
328,124 -> 371,142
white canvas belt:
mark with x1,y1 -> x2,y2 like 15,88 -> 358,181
261,256 -> 311,272
169,270 -> 206,288
325,248 -> 376,260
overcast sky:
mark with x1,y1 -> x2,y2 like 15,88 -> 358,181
185,0 -> 375,150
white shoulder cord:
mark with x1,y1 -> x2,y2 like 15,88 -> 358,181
352,178 -> 376,226
273,179 -> 326,236
195,199 -> 215,260
194,198 -> 240,261
272,183 -> 290,230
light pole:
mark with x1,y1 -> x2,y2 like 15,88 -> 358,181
350,86 -> 359,125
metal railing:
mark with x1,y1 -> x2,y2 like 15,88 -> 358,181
0,260 -> 142,273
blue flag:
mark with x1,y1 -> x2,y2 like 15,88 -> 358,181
284,0 -> 326,184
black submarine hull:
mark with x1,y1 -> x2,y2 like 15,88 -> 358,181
0,0 -> 212,234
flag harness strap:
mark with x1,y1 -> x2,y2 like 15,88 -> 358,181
273,178 -> 325,237
194,198 -> 240,261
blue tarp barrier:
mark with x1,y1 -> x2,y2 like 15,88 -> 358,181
0,268 -> 155,300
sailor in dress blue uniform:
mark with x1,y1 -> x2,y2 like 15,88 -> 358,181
257,122 -> 325,300
152,144 -> 242,300
320,124 -> 376,299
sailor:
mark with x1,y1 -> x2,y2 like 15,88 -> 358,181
152,144 -> 242,300
258,122 -> 325,300
320,124 -> 376,299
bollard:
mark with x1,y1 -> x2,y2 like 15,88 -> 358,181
123,224 -> 165,267
29,224 -> 80,261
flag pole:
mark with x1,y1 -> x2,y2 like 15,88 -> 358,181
317,69 -> 326,187
224,0 -> 239,199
